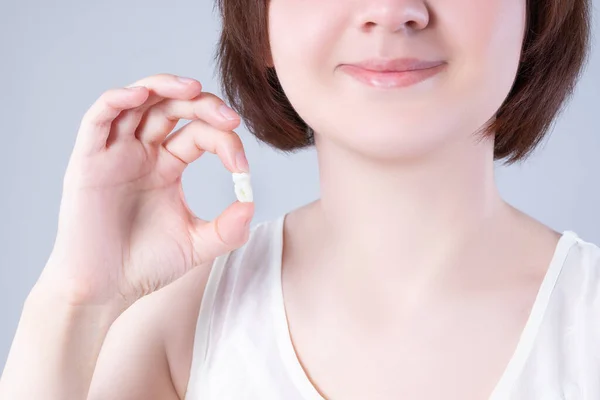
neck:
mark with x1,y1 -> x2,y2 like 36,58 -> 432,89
310,130 -> 512,303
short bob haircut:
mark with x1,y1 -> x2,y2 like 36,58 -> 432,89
213,0 -> 592,166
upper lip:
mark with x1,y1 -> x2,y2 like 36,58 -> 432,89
345,58 -> 445,72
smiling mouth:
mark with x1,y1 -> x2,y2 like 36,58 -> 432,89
339,63 -> 447,89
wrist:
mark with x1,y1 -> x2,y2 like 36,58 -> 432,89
28,276 -> 127,326
35,259 -> 131,314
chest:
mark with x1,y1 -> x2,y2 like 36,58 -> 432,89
282,283 -> 539,400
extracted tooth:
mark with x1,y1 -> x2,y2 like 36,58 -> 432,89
232,172 -> 253,203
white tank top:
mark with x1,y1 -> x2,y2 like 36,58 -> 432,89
184,212 -> 600,399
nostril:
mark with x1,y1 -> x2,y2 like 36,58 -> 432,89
362,21 -> 377,31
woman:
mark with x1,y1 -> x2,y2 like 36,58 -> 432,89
0,0 -> 595,398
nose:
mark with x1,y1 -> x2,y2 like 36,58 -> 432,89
355,0 -> 430,34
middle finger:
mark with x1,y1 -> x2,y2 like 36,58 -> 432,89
135,91 -> 241,145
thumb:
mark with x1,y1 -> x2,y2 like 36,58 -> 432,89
191,201 -> 255,263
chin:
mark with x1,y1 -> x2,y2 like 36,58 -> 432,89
324,124 -> 453,162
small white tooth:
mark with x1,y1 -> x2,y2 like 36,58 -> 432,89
232,172 -> 253,203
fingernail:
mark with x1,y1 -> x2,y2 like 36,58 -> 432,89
219,104 -> 239,121
177,76 -> 196,85
235,151 -> 250,172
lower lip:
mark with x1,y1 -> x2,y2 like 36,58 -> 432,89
339,63 -> 446,89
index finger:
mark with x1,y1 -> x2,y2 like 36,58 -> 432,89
124,73 -> 202,109
77,74 -> 202,154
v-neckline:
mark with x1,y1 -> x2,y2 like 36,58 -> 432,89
270,212 -> 580,399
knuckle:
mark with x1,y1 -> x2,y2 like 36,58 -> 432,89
99,89 -> 120,107
82,88 -> 121,125
198,91 -> 218,100
190,91 -> 220,106
207,93 -> 229,108
225,131 -> 244,149
156,72 -> 176,79
99,88 -> 121,107
197,93 -> 239,121
125,73 -> 165,89
147,73 -> 179,84
149,99 -> 168,114
95,88 -> 113,104
153,99 -> 184,122
166,93 -> 222,121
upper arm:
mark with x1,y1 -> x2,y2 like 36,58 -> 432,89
87,262 -> 213,400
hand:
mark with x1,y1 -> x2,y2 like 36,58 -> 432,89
38,73 -> 254,311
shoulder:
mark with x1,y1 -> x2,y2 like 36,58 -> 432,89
566,232 -> 600,271
560,232 -> 600,309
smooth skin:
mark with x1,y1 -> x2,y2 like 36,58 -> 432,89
0,73 -> 254,399
264,0 -> 563,397
1,0 -> 568,398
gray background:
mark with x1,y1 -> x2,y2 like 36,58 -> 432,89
0,0 -> 598,371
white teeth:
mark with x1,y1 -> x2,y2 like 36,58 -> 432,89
232,172 -> 253,203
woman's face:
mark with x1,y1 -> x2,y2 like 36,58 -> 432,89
267,0 -> 527,161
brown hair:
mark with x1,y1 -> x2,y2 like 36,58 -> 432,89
213,0 -> 592,166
